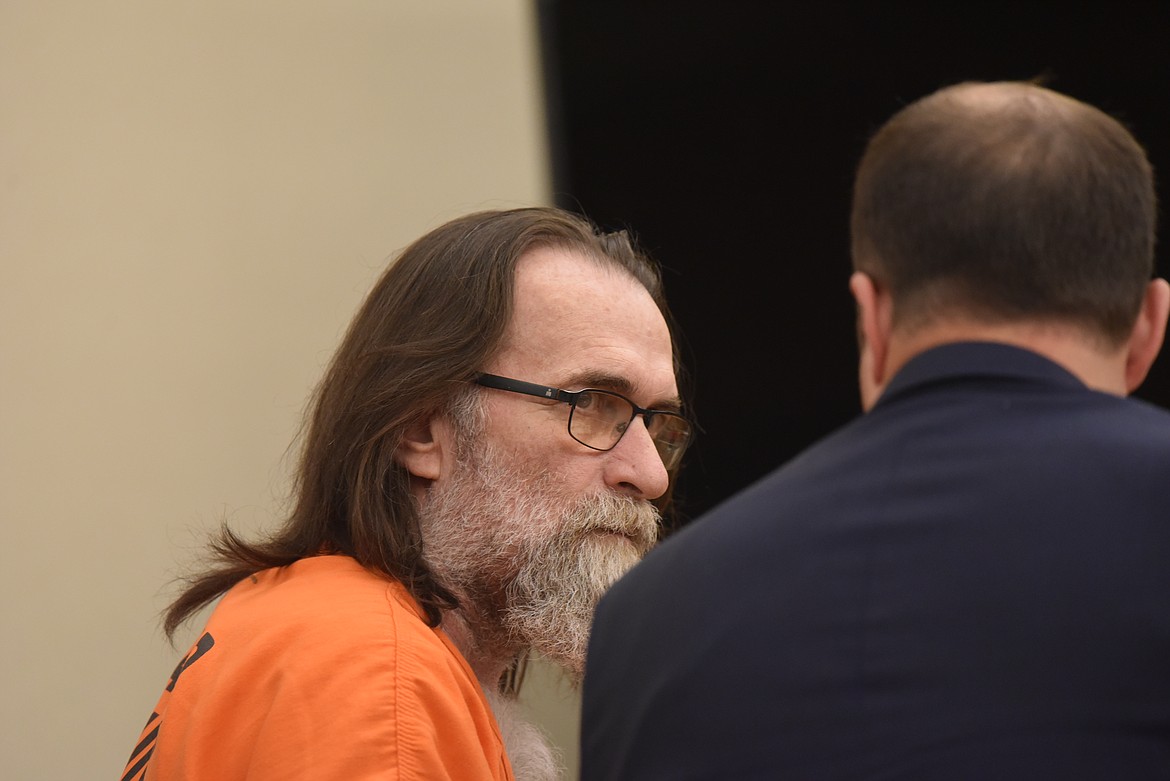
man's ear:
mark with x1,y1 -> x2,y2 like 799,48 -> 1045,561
849,271 -> 894,408
396,416 -> 447,482
1124,278 -> 1170,394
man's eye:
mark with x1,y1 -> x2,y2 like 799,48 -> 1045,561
576,392 -> 595,410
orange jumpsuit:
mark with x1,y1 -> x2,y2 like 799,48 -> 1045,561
121,555 -> 513,780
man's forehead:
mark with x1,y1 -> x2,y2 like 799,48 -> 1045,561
513,245 -> 626,295
509,246 -> 641,318
492,246 -> 678,400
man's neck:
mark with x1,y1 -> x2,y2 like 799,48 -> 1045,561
440,609 -> 515,692
441,610 -> 562,781
887,321 -> 1129,396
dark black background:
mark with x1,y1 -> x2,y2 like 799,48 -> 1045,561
537,1 -> 1170,525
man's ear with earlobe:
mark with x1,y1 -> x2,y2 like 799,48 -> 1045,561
849,271 -> 894,392
1124,277 -> 1170,394
395,416 -> 447,482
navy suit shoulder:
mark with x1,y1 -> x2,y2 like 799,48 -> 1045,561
582,343 -> 1170,781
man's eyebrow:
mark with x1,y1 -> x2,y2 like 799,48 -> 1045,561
562,371 -> 683,411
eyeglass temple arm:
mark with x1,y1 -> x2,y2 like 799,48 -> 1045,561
475,373 -> 580,404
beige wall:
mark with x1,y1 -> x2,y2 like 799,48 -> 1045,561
0,2 -> 583,777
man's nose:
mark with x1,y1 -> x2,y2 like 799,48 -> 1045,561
603,416 -> 670,500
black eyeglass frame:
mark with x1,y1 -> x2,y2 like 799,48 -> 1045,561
474,373 -> 691,468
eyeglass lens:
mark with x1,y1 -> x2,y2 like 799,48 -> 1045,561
570,390 -> 690,467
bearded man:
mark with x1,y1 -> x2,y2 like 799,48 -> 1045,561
120,207 -> 691,781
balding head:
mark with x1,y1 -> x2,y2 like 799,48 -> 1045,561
851,81 -> 1156,346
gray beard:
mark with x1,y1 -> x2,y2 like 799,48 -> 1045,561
419,441 -> 660,684
483,686 -> 562,781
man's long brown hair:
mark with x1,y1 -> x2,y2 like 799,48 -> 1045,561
164,207 -> 685,639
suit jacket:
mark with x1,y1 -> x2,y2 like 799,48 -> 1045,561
581,342 -> 1170,780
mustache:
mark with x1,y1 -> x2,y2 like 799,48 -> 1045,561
562,494 -> 662,553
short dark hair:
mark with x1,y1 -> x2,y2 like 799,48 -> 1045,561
851,81 -> 1157,344
164,207 -> 684,637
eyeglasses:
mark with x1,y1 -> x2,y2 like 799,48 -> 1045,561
475,373 -> 692,470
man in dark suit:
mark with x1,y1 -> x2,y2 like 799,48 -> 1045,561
580,81 -> 1170,780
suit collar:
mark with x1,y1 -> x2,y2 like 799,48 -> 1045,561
877,341 -> 1086,408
